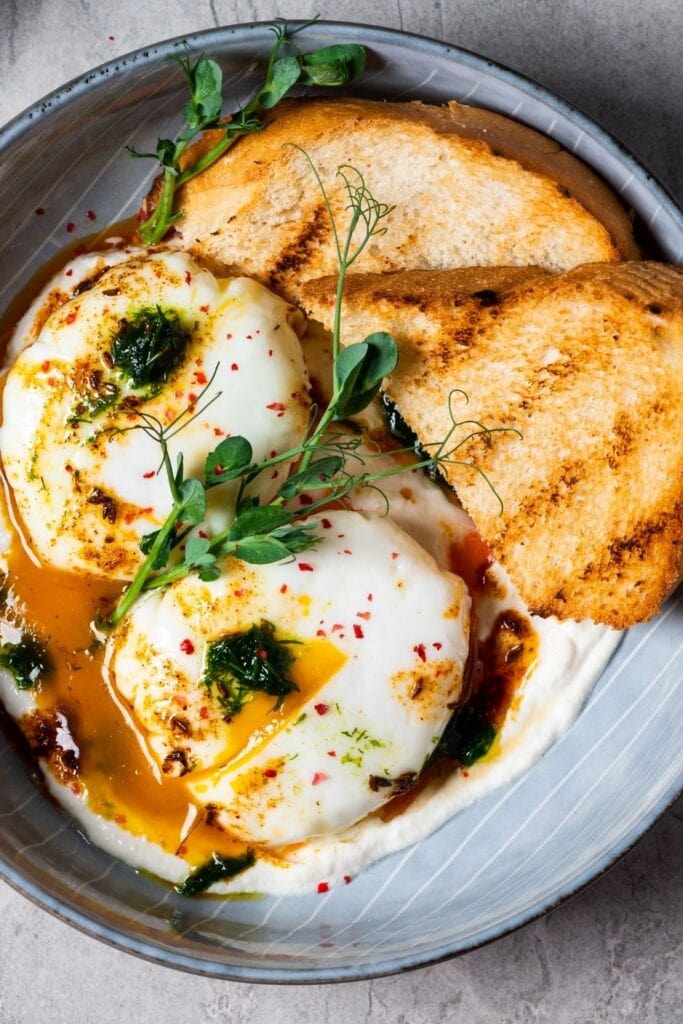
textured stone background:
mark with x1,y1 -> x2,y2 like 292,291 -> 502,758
0,1 -> 681,1021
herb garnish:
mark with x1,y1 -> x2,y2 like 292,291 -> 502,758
111,306 -> 191,389
0,636 -> 50,690
203,621 -> 298,718
175,849 -> 255,896
132,19 -> 366,245
105,152 -> 514,628
437,706 -> 496,767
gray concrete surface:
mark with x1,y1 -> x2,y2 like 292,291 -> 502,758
0,1 -> 681,1021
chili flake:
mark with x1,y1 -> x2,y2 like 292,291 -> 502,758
142,470 -> 155,479
311,772 -> 328,786
66,222 -> 75,233
298,562 -> 314,572
317,881 -> 329,894
314,703 -> 329,716
413,643 -> 427,663
353,624 -> 364,639
264,768 -> 278,779
179,639 -> 195,655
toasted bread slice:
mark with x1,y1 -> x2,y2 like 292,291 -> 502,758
167,98 -> 637,303
302,262 -> 683,628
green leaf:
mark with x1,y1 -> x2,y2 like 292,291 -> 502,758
156,138 -> 177,166
229,505 -> 293,540
174,452 -> 185,491
184,536 -> 211,563
230,536 -> 293,564
179,478 -> 207,525
299,44 -> 366,86
438,707 -> 496,767
255,55 -> 301,109
205,436 -> 253,487
197,563 -> 221,582
178,55 -> 223,133
273,523 -> 320,555
0,637 -> 50,690
176,850 -> 255,897
140,526 -> 177,570
277,456 -> 343,499
333,332 -> 398,419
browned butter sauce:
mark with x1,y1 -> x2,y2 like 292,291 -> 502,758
0,229 -> 540,883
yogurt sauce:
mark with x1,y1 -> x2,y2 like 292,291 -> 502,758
0,252 -> 622,895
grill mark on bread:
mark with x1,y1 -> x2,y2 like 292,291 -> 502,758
267,205 -> 329,289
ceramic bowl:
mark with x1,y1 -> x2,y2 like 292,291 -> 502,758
0,20 -> 680,982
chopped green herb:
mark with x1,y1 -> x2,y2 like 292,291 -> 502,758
111,306 -> 191,389
0,636 -> 50,690
203,621 -> 298,718
438,707 -> 496,767
175,849 -> 255,896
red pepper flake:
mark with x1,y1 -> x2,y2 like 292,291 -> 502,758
66,222 -> 75,233
34,207 -> 45,216
70,781 -> 82,794
199,305 -> 209,314
331,624 -> 343,633
85,210 -> 96,222
142,470 -> 155,479
316,628 -> 327,637
327,750 -> 336,757
179,639 -> 195,655
357,611 -> 371,621
268,349 -> 273,357
299,493 -> 313,506
433,641 -> 442,650
280,584 -> 288,594
462,770 -> 470,778
108,34 -> 115,41
391,551 -> 399,560
188,392 -> 198,404
198,530 -> 208,539
264,768 -> 278,779
213,427 -> 225,437
314,703 -> 330,716
230,362 -> 239,371
65,311 -> 77,324
413,643 -> 427,663
353,624 -> 364,639
321,518 -> 332,529
298,562 -> 314,572
114,813 -> 127,825
367,593 -> 373,602
172,693 -> 188,708
246,334 -> 253,340
266,402 -> 286,412
343,875 -> 352,885
213,464 -> 225,476
194,371 -> 207,385
342,549 -> 352,555
65,268 -> 73,277
234,589 -> 245,598
257,649 -> 269,661
41,360 -> 51,372
199,706 -> 209,720
317,881 -> 329,894
226,332 -> 233,340
312,772 -> 329,786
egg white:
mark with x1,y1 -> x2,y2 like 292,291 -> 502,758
109,509 -> 470,846
0,250 -> 310,578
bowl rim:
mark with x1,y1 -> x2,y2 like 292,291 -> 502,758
0,17 -> 680,985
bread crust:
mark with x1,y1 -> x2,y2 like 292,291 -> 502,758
302,262 -> 683,628
164,98 -> 637,303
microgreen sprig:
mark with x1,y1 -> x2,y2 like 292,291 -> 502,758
131,18 -> 366,245
105,153 -> 515,629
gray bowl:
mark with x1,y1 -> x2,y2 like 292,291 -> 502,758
0,20 -> 681,983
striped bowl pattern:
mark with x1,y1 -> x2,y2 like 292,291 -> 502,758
0,21 -> 680,983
